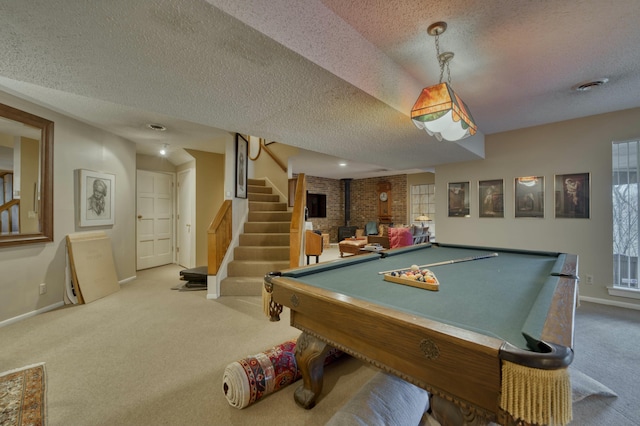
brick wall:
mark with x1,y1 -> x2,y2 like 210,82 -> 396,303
298,174 -> 408,243
302,175 -> 343,242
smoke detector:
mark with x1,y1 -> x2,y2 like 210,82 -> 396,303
573,78 -> 609,92
147,123 -> 167,131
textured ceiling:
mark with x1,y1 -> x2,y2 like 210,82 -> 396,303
1,0 -> 639,178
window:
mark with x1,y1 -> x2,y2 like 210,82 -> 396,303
411,184 -> 435,235
612,140 -> 639,290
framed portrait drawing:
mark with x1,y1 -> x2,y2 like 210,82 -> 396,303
235,133 -> 248,199
515,176 -> 544,218
555,173 -> 590,218
478,179 -> 504,218
79,169 -> 115,227
448,182 -> 470,217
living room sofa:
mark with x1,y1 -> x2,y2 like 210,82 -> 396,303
363,224 -> 429,249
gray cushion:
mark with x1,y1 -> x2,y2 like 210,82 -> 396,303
326,372 -> 430,426
365,221 -> 379,235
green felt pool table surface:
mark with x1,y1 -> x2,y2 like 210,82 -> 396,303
282,243 -> 574,351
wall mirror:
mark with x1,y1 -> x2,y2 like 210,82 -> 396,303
0,103 -> 53,246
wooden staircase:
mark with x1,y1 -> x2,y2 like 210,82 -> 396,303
220,179 -> 292,296
0,171 -> 19,234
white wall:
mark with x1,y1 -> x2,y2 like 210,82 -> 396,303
435,107 -> 640,308
0,91 -> 137,323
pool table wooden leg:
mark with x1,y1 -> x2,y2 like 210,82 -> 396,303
294,332 -> 332,409
430,394 -> 492,426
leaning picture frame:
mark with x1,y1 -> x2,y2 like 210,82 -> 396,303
448,181 -> 470,217
478,179 -> 504,218
555,172 -> 590,218
79,169 -> 115,227
235,133 -> 248,199
515,176 -> 544,218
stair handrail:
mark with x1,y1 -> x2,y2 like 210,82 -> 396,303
289,173 -> 306,268
260,140 -> 287,173
0,199 -> 20,233
207,199 -> 232,275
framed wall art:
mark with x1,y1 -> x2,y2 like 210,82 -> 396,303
448,182 -> 470,217
478,179 -> 504,218
555,173 -> 590,218
235,133 -> 248,199
515,176 -> 544,218
79,169 -> 115,227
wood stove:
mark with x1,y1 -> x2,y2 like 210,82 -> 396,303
337,226 -> 358,241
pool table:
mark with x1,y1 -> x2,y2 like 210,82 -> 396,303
264,243 -> 578,425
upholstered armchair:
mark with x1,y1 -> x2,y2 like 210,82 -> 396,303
366,223 -> 390,248
305,230 -> 323,264
367,225 -> 416,249
388,227 -> 413,248
364,221 -> 378,236
412,226 -> 430,244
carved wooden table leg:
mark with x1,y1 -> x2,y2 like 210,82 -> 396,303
430,394 -> 491,426
294,332 -> 332,409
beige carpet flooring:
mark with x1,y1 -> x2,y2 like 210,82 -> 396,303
0,245 -> 638,425
0,246 -> 377,426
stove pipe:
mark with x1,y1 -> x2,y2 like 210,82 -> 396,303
342,179 -> 352,226
337,179 -> 356,241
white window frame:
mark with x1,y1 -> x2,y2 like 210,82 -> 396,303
610,139 -> 640,299
410,184 -> 435,237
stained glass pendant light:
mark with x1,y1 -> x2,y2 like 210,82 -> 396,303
411,22 -> 477,142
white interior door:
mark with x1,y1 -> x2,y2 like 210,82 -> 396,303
136,170 -> 174,270
177,169 -> 194,268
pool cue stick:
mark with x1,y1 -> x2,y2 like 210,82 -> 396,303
377,252 -> 499,275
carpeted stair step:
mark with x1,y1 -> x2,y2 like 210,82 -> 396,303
248,211 -> 292,222
248,180 -> 270,192
248,178 -> 267,187
219,276 -> 264,296
247,185 -> 272,195
244,222 -> 291,233
249,192 -> 280,202
239,233 -> 290,246
234,246 -> 289,261
249,201 -> 288,211
227,260 -> 290,277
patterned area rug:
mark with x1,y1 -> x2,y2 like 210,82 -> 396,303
222,339 -> 343,409
0,363 -> 46,426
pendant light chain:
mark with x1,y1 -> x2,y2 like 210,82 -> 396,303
435,33 -> 445,84
445,60 -> 451,85
434,32 -> 452,85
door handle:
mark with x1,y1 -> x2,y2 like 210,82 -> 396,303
137,215 -> 142,219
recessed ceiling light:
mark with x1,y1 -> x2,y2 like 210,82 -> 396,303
147,123 -> 167,131
573,78 -> 609,92
339,162 -> 347,167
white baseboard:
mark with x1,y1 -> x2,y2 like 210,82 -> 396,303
207,275 -> 219,299
579,295 -> 640,311
0,301 -> 65,328
119,275 -> 136,285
